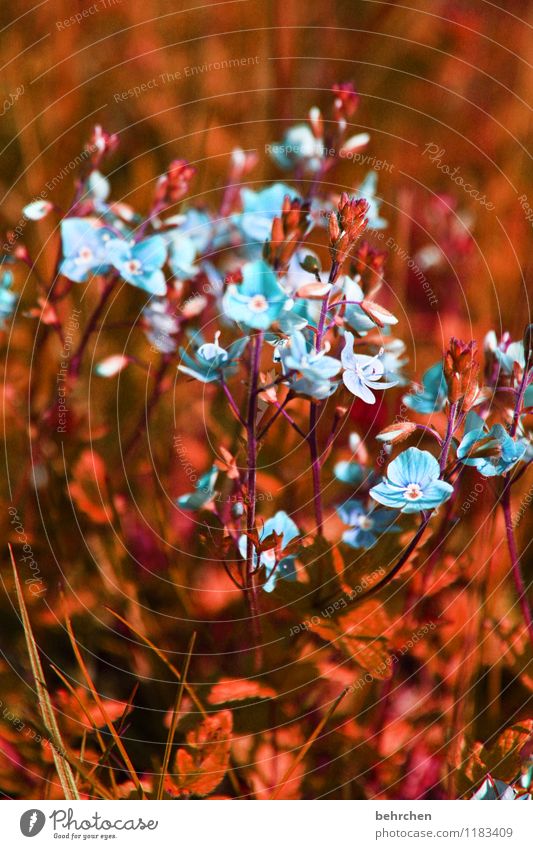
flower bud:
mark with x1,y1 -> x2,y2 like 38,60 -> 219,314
376,421 -> 417,444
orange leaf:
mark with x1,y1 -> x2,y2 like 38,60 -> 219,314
68,451 -> 111,524
208,678 -> 276,705
171,711 -> 232,798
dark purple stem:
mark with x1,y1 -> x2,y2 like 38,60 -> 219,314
338,512 -> 433,609
69,275 -> 118,378
306,260 -> 340,537
221,378 -> 246,428
416,424 -> 444,446
316,261 -> 339,349
510,366 -> 531,437
245,331 -> 263,666
308,401 -> 324,535
271,398 -> 306,439
439,401 -> 458,473
500,363 -> 533,645
258,394 -> 290,440
123,354 -> 171,458
501,482 -> 533,646
326,299 -> 362,311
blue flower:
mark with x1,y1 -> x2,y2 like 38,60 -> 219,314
457,415 -> 526,477
370,447 -> 453,513
60,218 -> 115,282
494,340 -> 525,374
334,461 -> 379,489
143,299 -> 180,353
280,329 -> 341,399
341,331 -> 398,403
169,208 -> 213,253
238,510 -> 299,593
177,467 -> 218,512
341,275 -> 375,335
338,274 -> 399,335
178,333 -> 248,383
337,499 -> 400,549
334,461 -> 366,486
403,363 -> 447,414
381,338 -> 409,386
237,183 -> 299,243
106,235 -> 167,295
277,301 -> 311,333
269,125 -> 324,173
471,778 -> 529,801
0,269 -> 18,330
165,228 -> 198,280
223,259 -> 288,330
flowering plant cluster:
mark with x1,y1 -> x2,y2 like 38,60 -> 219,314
2,88 -> 532,802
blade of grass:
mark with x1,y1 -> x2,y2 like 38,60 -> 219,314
156,632 -> 196,800
64,611 -> 145,799
269,688 -> 347,800
60,749 -> 114,800
9,545 -> 80,800
106,608 -> 242,796
106,607 -> 206,717
50,663 -> 119,795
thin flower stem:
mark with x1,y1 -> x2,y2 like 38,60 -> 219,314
123,354 -> 171,458
251,372 -> 289,396
220,378 -> 246,427
306,260 -> 341,538
323,406 -> 346,460
69,274 -> 118,378
326,299 -> 362,311
416,424 -> 444,446
338,512 -> 433,609
499,363 -> 533,645
510,456 -> 533,485
272,398 -> 307,439
439,401 -> 458,473
245,330 -> 264,667
501,482 -> 533,646
316,261 -> 339,350
510,366 -> 531,437
308,401 -> 324,535
258,395 -> 290,439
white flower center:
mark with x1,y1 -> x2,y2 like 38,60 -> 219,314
357,515 -> 374,530
76,246 -> 93,264
125,259 -> 142,275
248,294 -> 268,313
404,483 -> 423,500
